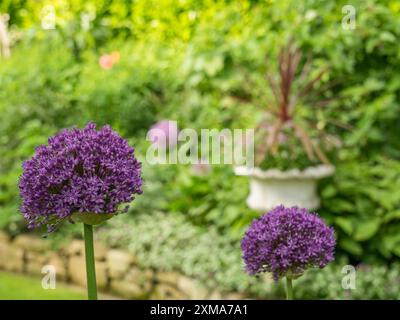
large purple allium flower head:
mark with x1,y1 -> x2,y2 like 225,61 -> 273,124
241,205 -> 335,280
19,122 -> 143,231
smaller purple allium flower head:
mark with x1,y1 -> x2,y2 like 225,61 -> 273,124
19,122 -> 143,231
241,205 -> 335,280
147,120 -> 178,150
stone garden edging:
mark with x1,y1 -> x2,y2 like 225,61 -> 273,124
0,231 -> 246,299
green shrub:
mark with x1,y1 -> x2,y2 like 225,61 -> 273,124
320,158 -> 400,263
100,211 -> 262,293
284,263 -> 400,300
0,42 -> 81,128
99,210 -> 400,299
77,42 -> 182,137
0,41 -> 80,232
0,119 -> 55,233
165,165 -> 259,238
1,0 -> 400,268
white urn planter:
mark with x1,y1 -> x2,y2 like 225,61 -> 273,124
235,165 -> 335,211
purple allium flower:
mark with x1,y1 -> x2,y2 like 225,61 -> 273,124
147,120 -> 178,149
241,205 -> 335,280
19,122 -> 143,231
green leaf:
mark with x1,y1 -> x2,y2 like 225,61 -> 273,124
334,217 -> 353,235
383,210 -> 400,223
339,238 -> 363,256
354,218 -> 381,241
382,233 -> 400,252
392,246 -> 400,257
321,185 -> 336,198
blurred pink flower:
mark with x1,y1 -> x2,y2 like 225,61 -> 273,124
148,120 -> 179,149
99,51 -> 120,70
110,51 -> 120,63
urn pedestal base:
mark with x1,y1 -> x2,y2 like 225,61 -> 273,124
235,165 -> 335,211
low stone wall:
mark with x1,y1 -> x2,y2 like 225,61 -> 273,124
0,231 -> 245,299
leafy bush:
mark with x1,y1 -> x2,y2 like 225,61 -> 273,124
77,42 -> 183,137
284,263 -> 400,300
0,42 -> 78,232
165,165 -> 259,237
100,210 -> 400,299
177,0 -> 400,264
320,158 -> 400,263
1,0 -> 400,268
0,42 -> 81,128
0,121 -> 54,233
100,211 -> 259,293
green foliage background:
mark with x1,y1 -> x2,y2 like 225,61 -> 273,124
1,0 -> 400,298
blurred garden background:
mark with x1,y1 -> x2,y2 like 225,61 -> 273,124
1,0 -> 400,299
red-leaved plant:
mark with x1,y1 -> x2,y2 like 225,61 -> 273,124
256,40 -> 340,170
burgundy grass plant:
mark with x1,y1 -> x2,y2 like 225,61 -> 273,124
255,40 -> 340,169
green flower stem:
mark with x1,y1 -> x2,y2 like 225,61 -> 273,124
83,223 -> 98,300
286,277 -> 293,300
